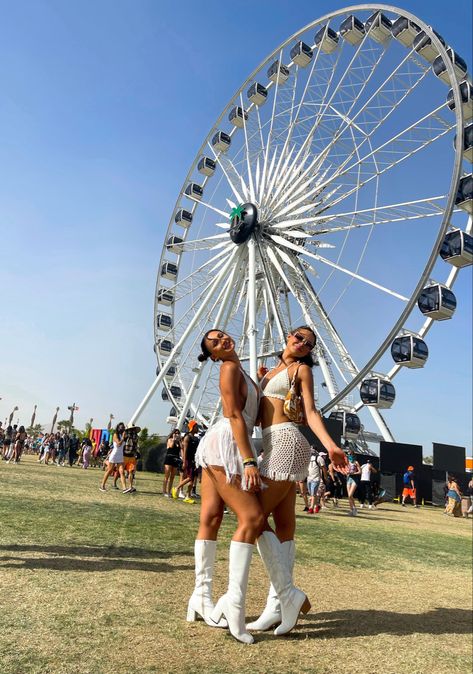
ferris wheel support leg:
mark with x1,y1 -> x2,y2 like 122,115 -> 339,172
176,255 -> 242,430
129,249 -> 238,425
316,350 -> 339,401
366,406 -> 395,443
247,235 -> 258,382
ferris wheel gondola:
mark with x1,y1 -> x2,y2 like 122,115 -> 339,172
129,5 -> 472,446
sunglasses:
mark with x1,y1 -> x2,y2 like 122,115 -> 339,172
292,332 -> 315,350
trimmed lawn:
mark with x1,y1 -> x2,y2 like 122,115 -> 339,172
0,457 -> 471,674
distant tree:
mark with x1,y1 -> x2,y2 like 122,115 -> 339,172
136,427 -> 166,472
27,423 -> 44,437
57,419 -> 77,433
423,455 -> 433,465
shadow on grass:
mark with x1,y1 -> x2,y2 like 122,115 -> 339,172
0,544 -> 192,573
264,608 -> 472,639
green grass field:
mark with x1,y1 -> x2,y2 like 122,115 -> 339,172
1,457 -> 471,674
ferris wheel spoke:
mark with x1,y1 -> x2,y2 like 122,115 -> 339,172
320,102 -> 453,211
208,144 -> 245,204
185,195 -> 230,218
239,93 -> 256,203
315,52 -> 430,173
174,233 -> 230,252
260,49 -> 284,203
269,233 -> 409,301
271,195 -> 449,232
167,246 -> 233,300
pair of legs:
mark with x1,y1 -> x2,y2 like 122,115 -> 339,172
174,466 -> 196,499
101,462 -> 126,491
163,464 -> 177,495
197,466 -> 263,543
359,481 -> 374,506
124,461 -> 136,492
307,480 -> 320,512
347,478 -> 358,513
297,480 -> 309,511
402,489 -> 417,506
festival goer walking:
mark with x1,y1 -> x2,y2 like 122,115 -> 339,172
100,423 -> 127,492
359,458 -> 377,509
307,448 -> 326,514
189,329 -> 264,644
163,430 -> 181,497
11,425 -> 27,463
122,425 -> 140,493
466,477 -> 473,517
249,326 -> 348,634
444,475 -> 462,517
3,426 -> 13,460
82,437 -> 93,469
56,433 -> 66,466
401,466 -> 418,507
325,461 -> 344,508
345,451 -> 361,516
172,421 -> 200,504
68,433 -> 79,466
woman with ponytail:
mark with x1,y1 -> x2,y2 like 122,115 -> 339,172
187,329 -> 264,644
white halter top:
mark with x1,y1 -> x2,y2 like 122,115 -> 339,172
260,366 -> 290,401
237,368 -> 260,428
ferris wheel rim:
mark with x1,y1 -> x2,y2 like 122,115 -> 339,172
149,4 -> 469,430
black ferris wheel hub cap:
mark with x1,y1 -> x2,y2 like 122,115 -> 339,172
229,203 -> 259,244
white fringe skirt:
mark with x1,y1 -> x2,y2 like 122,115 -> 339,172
195,418 -> 257,490
260,422 -> 311,482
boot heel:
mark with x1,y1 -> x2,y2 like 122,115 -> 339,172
186,602 -> 198,622
209,595 -> 225,625
301,596 -> 311,615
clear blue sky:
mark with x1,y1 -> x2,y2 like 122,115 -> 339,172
0,0 -> 471,456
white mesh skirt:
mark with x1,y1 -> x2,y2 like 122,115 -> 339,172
195,418 -> 257,490
260,422 -> 311,482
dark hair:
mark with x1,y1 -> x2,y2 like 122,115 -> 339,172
197,328 -> 223,362
278,325 -> 317,367
116,422 -> 125,440
19,426 -> 25,433
167,430 -> 180,440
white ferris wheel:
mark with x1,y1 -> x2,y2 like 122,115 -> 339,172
131,4 -> 472,449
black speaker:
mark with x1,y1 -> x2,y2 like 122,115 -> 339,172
380,441 -> 423,474
433,443 -> 466,474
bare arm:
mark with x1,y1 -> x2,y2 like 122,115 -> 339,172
181,434 -> 189,466
298,365 -> 348,473
220,361 -> 261,490
220,361 -> 254,461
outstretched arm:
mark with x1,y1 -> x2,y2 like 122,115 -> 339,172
298,365 -> 348,474
220,361 -> 261,490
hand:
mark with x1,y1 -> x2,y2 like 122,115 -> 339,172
244,465 -> 262,492
329,446 -> 349,475
257,366 -> 268,381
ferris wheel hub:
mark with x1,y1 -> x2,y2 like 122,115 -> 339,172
229,202 -> 259,244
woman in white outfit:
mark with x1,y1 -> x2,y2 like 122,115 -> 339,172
186,329 -> 266,644
100,422 -> 127,492
248,327 -> 348,634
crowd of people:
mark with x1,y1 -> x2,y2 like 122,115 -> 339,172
0,421 -> 141,494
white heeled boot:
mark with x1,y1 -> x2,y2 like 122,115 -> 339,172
210,541 -> 254,644
256,531 -> 310,636
247,540 -> 295,631
187,540 -> 227,628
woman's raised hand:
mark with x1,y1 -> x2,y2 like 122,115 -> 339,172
257,365 -> 268,381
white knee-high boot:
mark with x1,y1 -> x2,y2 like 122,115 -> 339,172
255,531 -> 310,636
246,540 -> 295,631
187,540 -> 227,628
210,541 -> 254,644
